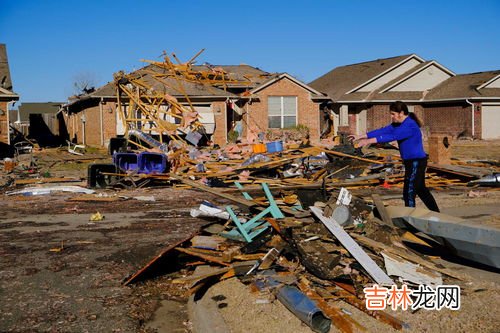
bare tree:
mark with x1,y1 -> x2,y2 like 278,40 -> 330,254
72,71 -> 99,95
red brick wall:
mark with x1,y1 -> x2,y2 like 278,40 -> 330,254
423,103 -> 472,138
0,101 -> 8,144
474,102 -> 481,139
367,104 -> 391,130
245,77 -> 321,143
83,105 -> 100,146
63,102 -> 119,147
211,101 -> 227,145
103,102 -> 118,146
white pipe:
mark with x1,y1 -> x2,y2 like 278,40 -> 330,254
99,98 -> 104,146
81,111 -> 86,145
6,101 -> 16,145
465,99 -> 475,138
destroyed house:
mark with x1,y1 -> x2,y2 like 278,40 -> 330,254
0,43 -> 20,146
14,102 -> 66,146
310,54 -> 500,139
62,62 -> 328,147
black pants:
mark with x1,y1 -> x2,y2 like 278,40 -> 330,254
403,158 -> 440,212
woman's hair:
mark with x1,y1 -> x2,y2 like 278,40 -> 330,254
389,101 -> 422,127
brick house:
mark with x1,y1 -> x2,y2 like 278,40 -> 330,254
62,64 -> 327,147
0,44 -> 19,146
310,54 -> 500,139
423,71 -> 500,139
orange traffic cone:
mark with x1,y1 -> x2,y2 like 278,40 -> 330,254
382,178 -> 391,189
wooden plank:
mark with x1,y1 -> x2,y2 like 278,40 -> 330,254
310,206 -> 393,286
324,149 -> 385,164
123,232 -> 197,285
427,163 -> 491,178
172,266 -> 231,284
333,288 -> 406,330
175,247 -> 231,267
172,176 -> 256,207
371,194 -> 393,226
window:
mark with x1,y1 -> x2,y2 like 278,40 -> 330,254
268,96 -> 297,128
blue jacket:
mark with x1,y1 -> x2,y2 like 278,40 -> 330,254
367,117 -> 427,160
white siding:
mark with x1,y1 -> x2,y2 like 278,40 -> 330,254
389,64 -> 452,91
358,58 -> 422,92
483,77 -> 500,88
196,105 -> 215,134
356,109 -> 367,135
481,104 -> 500,139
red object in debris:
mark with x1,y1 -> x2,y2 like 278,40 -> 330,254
382,180 -> 391,189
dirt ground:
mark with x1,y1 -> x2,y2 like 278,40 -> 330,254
0,140 -> 499,333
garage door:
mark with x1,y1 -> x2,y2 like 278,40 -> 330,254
482,104 -> 500,139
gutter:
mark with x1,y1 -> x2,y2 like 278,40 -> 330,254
336,96 -> 500,104
99,98 -> 104,146
465,99 -> 475,138
6,100 -> 16,145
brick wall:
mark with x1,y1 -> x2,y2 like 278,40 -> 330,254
211,101 -> 227,145
367,104 -> 391,130
423,103 -> 472,138
83,105 -> 100,146
245,77 -> 321,143
102,102 -> 118,147
365,103 -> 475,139
474,102 -> 481,139
0,101 -> 8,144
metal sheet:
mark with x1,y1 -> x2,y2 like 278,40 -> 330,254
386,206 -> 500,269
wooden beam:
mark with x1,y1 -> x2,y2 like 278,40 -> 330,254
172,176 -> 256,207
371,194 -> 393,226
310,206 -> 393,286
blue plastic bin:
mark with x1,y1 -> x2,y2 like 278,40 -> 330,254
138,152 -> 168,174
113,153 -> 139,172
266,141 -> 283,153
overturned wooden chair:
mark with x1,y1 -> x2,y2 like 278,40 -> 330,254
222,182 -> 284,242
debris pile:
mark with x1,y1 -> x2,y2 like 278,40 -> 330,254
120,180 -> 493,332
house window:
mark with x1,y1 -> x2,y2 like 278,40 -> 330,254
268,96 -> 297,128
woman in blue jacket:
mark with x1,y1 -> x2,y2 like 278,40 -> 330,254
349,101 -> 440,212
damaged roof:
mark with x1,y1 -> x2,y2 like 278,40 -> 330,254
66,63 -> 271,111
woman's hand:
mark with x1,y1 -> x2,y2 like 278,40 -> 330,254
356,137 -> 377,147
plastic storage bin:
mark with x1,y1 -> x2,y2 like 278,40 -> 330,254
138,152 -> 168,174
252,143 -> 267,153
113,153 -> 139,172
266,141 -> 283,153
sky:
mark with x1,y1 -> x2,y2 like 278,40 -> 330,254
1,0 -> 500,105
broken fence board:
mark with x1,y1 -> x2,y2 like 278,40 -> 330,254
310,206 -> 393,286
371,194 -> 393,226
123,232 -> 197,285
